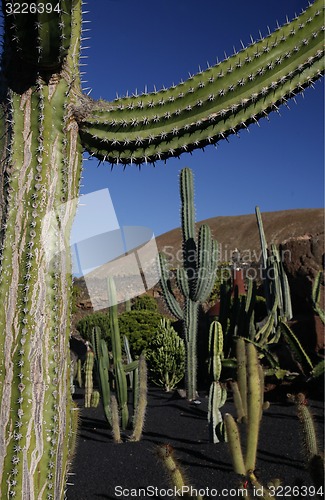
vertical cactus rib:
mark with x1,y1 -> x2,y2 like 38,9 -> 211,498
0,1 -> 82,498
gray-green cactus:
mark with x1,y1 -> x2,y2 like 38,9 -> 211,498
0,0 -> 323,497
159,167 -> 218,400
207,321 -> 227,443
255,206 -> 292,322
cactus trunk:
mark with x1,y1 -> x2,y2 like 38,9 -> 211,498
0,2 -> 82,498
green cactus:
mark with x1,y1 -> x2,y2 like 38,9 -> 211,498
225,342 -> 275,498
288,393 -> 324,490
78,2 -> 324,165
235,338 -> 248,422
157,444 -> 204,500
92,278 -> 146,440
145,318 -> 185,392
76,358 -> 83,388
312,271 -> 325,324
90,390 -> 100,408
255,206 -> 292,322
207,321 -> 227,443
0,0 -> 323,496
159,168 -> 218,400
129,354 -> 148,442
84,348 -> 94,408
232,338 -> 269,425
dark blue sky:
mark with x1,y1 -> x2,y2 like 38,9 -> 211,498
79,0 -> 324,237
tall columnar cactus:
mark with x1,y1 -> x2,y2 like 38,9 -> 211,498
0,0 -> 323,497
159,168 -> 218,400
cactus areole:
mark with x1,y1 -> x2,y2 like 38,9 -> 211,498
0,0 -> 323,498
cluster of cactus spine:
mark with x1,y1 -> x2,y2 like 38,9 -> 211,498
0,0 -> 323,496
145,318 -> 185,392
207,321 -> 227,443
288,393 -> 324,490
157,444 -> 204,500
159,167 -> 218,400
92,277 -> 147,441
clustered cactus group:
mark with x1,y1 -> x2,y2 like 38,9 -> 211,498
91,278 -> 147,441
0,0 -> 323,498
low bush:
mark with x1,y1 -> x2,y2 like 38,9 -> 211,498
76,309 -> 165,356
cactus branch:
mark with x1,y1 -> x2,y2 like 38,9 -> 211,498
78,0 -> 324,165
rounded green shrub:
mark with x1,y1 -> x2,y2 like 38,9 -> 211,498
76,312 -> 110,343
131,294 -> 158,311
118,310 -> 164,356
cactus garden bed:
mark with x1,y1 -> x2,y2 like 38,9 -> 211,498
67,386 -> 324,499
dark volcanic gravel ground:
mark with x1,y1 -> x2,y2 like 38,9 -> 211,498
67,387 -> 324,500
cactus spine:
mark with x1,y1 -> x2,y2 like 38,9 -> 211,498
159,168 -> 217,400
0,0 -> 323,497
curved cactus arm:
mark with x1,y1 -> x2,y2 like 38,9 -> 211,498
77,1 -> 324,165
158,253 -> 184,320
176,267 -> 190,299
195,236 -> 218,303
